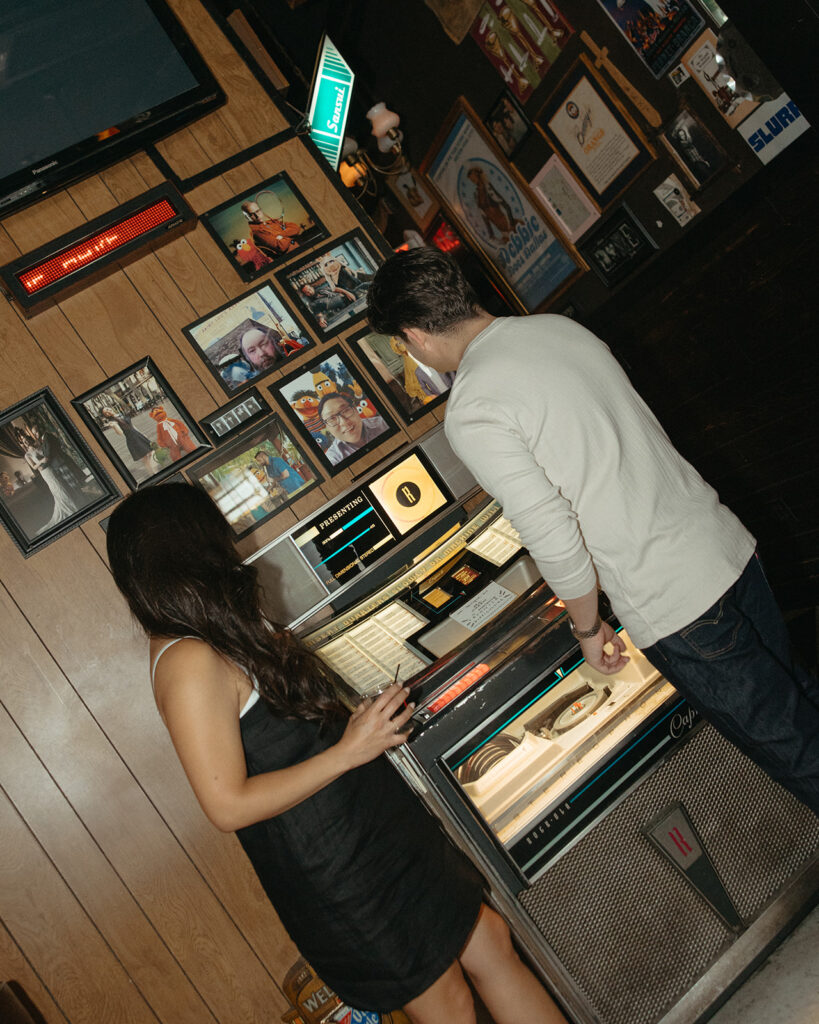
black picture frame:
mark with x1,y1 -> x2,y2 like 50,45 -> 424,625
349,326 -> 453,425
275,229 -> 386,339
272,345 -> 399,477
660,106 -> 729,190
72,357 -> 210,491
182,281 -> 314,395
577,205 -> 659,287
199,388 -> 272,445
200,170 -> 329,282
485,89 -> 532,160
186,414 -> 321,539
0,388 -> 118,557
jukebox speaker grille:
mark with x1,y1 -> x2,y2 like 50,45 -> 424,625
519,725 -> 819,1024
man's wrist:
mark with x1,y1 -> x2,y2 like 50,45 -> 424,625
568,614 -> 603,639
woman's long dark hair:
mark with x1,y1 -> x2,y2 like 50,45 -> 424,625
106,482 -> 345,724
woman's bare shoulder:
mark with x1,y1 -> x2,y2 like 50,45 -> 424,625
151,638 -> 239,715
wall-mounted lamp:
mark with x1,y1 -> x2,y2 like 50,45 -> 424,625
339,102 -> 409,198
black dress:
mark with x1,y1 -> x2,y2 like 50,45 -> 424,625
236,699 -> 485,1011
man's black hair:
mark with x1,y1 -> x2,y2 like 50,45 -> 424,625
367,247 -> 480,339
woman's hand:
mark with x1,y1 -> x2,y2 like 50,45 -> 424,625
335,683 -> 415,769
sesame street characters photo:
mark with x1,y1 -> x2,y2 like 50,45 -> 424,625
187,415 -> 319,539
274,347 -> 397,475
72,358 -> 210,491
350,327 -> 454,425
276,230 -> 385,338
201,171 -> 328,282
183,283 -> 313,395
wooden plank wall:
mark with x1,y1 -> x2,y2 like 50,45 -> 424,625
0,2 -> 442,1019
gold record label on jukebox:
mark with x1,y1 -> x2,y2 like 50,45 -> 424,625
367,453 -> 448,535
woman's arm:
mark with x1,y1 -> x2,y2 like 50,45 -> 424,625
155,640 -> 414,832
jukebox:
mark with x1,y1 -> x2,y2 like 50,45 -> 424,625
248,425 -> 819,1024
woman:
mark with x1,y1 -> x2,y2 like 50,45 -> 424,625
106,483 -> 567,1024
19,423 -> 86,532
101,407 -> 158,476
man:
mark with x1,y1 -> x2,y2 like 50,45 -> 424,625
367,247 -> 819,814
221,326 -> 283,387
317,392 -> 388,466
300,282 -> 356,325
253,448 -> 305,495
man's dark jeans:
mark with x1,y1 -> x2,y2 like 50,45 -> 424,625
643,553 -> 819,814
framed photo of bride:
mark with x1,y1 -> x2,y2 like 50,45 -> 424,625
0,388 -> 118,557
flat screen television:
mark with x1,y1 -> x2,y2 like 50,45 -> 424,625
0,0 -> 226,217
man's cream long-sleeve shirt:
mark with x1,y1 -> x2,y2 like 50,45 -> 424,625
444,315 -> 755,648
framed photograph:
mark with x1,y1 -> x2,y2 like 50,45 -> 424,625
577,205 -> 658,287
187,415 -> 321,539
530,154 -> 600,243
594,0 -> 704,79
275,230 -> 385,339
199,388 -> 272,445
423,97 -> 580,313
660,106 -> 728,189
385,169 -> 439,233
653,173 -> 701,227
485,90 -> 532,159
273,345 -> 399,476
201,170 -> 328,282
182,281 -> 313,395
72,357 -> 210,491
349,327 -> 454,425
0,388 -> 118,556
536,55 -> 654,208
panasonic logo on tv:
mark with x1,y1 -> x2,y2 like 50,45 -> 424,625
31,160 -> 59,174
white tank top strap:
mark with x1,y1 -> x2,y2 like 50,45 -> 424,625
150,635 -> 261,716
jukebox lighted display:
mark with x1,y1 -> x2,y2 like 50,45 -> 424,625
248,426 -> 819,1024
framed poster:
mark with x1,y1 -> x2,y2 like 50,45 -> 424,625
349,326 -> 454,425
485,90 -> 532,159
660,106 -> 728,189
72,357 -> 210,491
470,0 -> 573,103
536,55 -> 654,208
0,388 -> 118,556
187,414 -> 321,539
199,388 -> 272,445
577,205 -> 658,287
423,97 -> 580,313
182,281 -> 313,395
201,170 -> 329,282
276,230 -> 385,339
385,170 -> 440,232
594,0 -> 704,79
273,346 -> 398,476
530,154 -> 600,242
681,29 -> 759,128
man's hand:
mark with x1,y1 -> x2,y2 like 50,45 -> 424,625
579,620 -> 630,675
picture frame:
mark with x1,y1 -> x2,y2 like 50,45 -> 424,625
385,169 -> 439,233
182,281 -> 313,395
485,90 -> 532,160
186,414 -> 321,539
660,106 -> 729,189
536,55 -> 654,208
577,204 -> 658,288
680,29 -> 758,128
72,357 -> 210,491
593,0 -> 704,79
200,170 -> 329,282
272,345 -> 399,476
349,326 -> 454,425
275,230 -> 386,339
423,97 -> 580,313
529,154 -> 600,243
199,388 -> 272,445
0,388 -> 118,557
